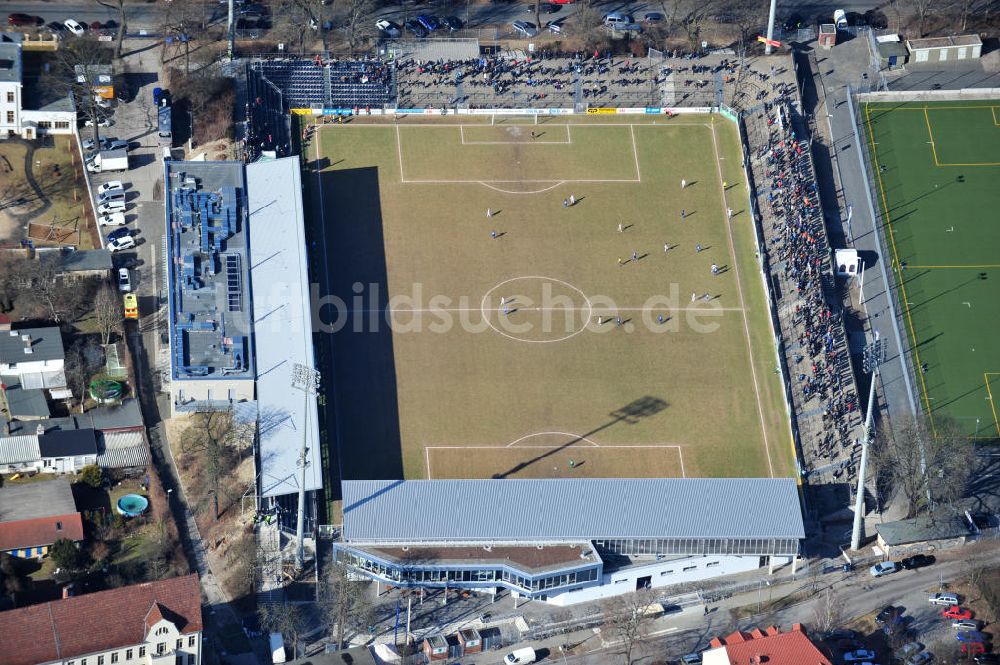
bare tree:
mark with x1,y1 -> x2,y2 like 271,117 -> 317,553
601,588 -> 657,665
871,414 -> 975,518
671,0 -> 718,52
343,0 -> 378,54
321,557 -> 375,649
907,0 -> 938,36
571,0 -> 608,50
65,337 -> 102,413
92,0 -> 129,59
179,409 -> 250,520
259,603 -> 309,659
811,587 -> 845,635
43,37 -> 114,148
93,283 -> 123,345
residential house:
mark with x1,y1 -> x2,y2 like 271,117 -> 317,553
702,624 -> 833,665
0,319 -> 67,419
0,32 -> 75,140
41,247 -> 115,280
876,513 -> 973,557
38,428 -> 98,473
0,477 -> 83,558
0,574 -> 204,665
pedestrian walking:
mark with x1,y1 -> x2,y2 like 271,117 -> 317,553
618,222 -> 623,233
500,296 -> 505,306
563,198 -> 569,208
691,292 -> 696,302
597,316 -> 603,326
486,208 -> 492,218
570,194 -> 576,206
722,180 -> 728,190
618,256 -> 623,266
491,230 -> 497,239
663,243 -> 669,253
657,314 -> 664,324
681,209 -> 686,220
531,131 -> 536,139
727,207 -> 733,219
503,305 -> 509,315
703,293 -> 711,301
632,250 -> 638,262
616,316 -> 622,327
711,263 -> 719,275
696,243 -> 702,253
681,178 -> 687,189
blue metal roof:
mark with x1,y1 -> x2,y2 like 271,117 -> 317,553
342,478 -> 805,543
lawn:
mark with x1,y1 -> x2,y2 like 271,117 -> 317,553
0,135 -> 95,249
305,114 -> 794,482
863,101 -> 1000,439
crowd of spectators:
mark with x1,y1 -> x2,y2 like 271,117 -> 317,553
747,104 -> 863,484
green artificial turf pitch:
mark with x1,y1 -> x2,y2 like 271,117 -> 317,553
863,101 -> 1000,439
303,115 -> 796,480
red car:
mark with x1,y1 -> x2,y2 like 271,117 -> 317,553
962,643 -> 987,655
549,0 -> 576,4
944,606 -> 973,620
7,13 -> 41,26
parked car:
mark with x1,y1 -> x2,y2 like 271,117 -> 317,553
870,561 -> 900,577
105,139 -> 129,151
107,235 -> 136,252
974,655 -> 999,664
89,20 -> 103,31
83,137 -> 108,151
64,19 -> 85,36
901,554 -> 935,569
97,200 -> 126,215
511,20 -> 537,37
876,605 -> 903,626
97,180 -> 124,196
84,117 -> 113,128
8,13 -> 42,27
964,643 -> 988,655
117,268 -> 132,292
844,650 -> 877,662
955,620 -> 985,631
97,212 -> 126,227
375,19 -> 401,37
898,643 -> 923,659
643,11 -> 665,22
957,631 -> 989,643
907,653 -> 933,665
416,14 -> 439,31
944,606 -> 973,620
442,15 -> 463,31
47,21 -> 66,32
107,227 -> 130,241
929,593 -> 960,606
404,19 -> 427,37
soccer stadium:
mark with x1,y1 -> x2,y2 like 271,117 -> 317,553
860,99 -> 1000,440
241,53 -> 814,605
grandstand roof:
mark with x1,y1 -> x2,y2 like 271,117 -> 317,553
245,157 -> 322,498
342,478 -> 805,543
164,161 -> 254,382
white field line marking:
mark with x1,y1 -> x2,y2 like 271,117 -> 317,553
426,445 -> 686,476
630,124 -> 642,182
395,124 -> 406,183
339,121 -> 710,128
506,431 -> 602,447
709,119 -> 775,478
479,181 -> 565,194
351,306 -> 748,313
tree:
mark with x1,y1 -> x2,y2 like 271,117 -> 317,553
811,587 -> 845,635
907,0 -> 937,36
42,37 -> 114,149
92,0 -> 129,59
601,587 -> 657,665
64,337 -> 103,413
179,409 -> 253,520
871,414 -> 975,518
571,0 -> 608,50
259,603 -> 309,659
342,0 -> 378,55
93,283 -> 124,346
50,538 -> 83,571
321,557 -> 375,649
79,463 -> 103,488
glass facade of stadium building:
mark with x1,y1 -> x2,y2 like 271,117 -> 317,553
334,545 -> 604,598
593,537 -> 801,557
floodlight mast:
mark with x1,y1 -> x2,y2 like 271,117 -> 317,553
851,331 -> 883,551
765,0 -> 778,54
291,363 -> 321,571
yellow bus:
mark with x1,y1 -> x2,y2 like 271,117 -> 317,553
123,293 -> 138,320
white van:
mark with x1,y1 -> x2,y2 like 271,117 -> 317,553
833,9 -> 848,29
504,647 -> 537,664
603,12 -> 632,28
269,632 -> 286,664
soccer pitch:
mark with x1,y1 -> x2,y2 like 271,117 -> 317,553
304,115 -> 796,481
863,100 -> 1000,440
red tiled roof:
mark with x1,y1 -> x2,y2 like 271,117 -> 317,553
0,574 -> 202,665
0,513 -> 84,552
709,624 -> 832,665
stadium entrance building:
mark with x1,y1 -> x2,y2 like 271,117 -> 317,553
335,479 -> 804,606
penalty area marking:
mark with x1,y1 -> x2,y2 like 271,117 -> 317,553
425,442 -> 686,478
459,124 -> 573,145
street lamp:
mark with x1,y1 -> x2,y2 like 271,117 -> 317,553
291,363 -> 321,572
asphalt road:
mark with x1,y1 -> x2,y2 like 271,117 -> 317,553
3,0 -> 882,34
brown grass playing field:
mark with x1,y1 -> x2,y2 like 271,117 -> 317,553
303,114 -> 795,481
